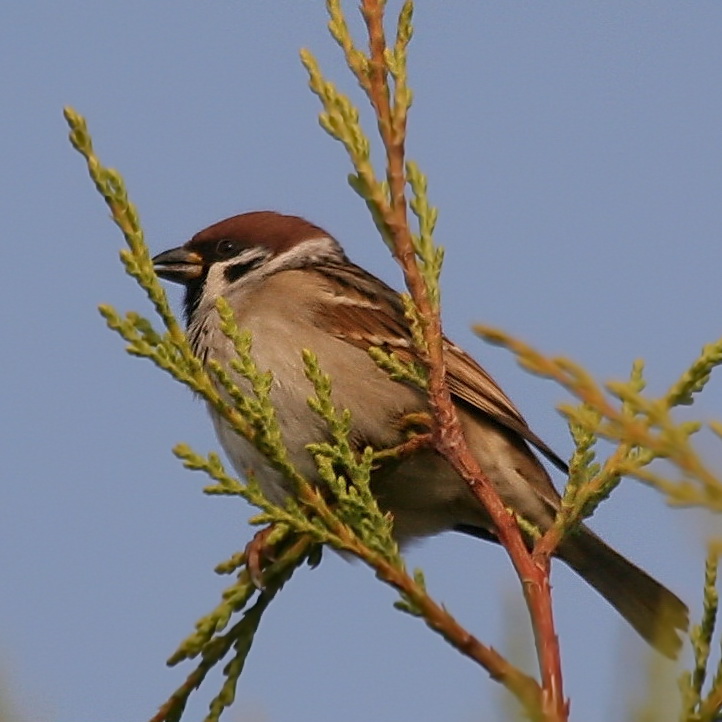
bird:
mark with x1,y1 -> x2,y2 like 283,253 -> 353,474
153,210 -> 688,657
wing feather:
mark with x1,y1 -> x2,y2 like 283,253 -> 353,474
309,264 -> 568,474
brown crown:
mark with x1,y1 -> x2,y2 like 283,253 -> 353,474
187,211 -> 332,256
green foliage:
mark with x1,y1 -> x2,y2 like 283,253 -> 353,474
65,1 -> 722,721
406,160 -> 443,307
66,63 -> 496,719
366,345 -> 427,387
675,544 -> 722,722
301,0 -> 442,312
299,46 -> 391,246
475,325 -> 722,513
474,326 -> 722,720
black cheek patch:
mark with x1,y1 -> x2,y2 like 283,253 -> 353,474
224,258 -> 264,283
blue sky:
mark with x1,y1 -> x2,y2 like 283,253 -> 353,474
2,2 -> 721,721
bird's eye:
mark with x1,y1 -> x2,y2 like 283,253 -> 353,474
215,239 -> 239,258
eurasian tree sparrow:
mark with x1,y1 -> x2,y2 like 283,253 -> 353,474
153,211 -> 688,656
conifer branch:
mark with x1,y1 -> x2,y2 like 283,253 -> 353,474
475,325 -> 722,512
303,2 -> 567,717
65,2 -> 722,720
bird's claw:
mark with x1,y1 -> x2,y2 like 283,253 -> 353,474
245,525 -> 278,589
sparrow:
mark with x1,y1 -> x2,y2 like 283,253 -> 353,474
153,210 -> 688,656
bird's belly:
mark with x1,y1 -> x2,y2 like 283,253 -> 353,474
210,412 -> 294,505
202,311 -> 557,546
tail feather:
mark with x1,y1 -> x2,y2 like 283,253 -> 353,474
560,527 -> 689,659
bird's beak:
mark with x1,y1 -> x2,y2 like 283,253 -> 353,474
152,247 -> 204,283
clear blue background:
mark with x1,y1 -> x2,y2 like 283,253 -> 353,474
2,2 -> 721,721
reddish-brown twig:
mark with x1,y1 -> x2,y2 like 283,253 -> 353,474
358,3 -> 566,719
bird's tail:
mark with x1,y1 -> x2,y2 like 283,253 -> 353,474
559,527 -> 688,658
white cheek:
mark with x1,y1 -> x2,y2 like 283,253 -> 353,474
202,264 -> 228,303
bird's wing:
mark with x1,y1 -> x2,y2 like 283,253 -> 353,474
442,339 -> 568,473
310,263 -> 568,474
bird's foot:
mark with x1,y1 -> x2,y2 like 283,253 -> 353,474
374,411 -> 434,463
244,525 -> 278,589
